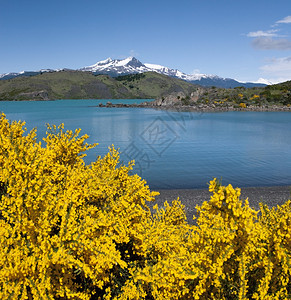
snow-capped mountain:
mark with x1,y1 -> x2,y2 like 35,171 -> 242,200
143,62 -> 218,82
80,57 -> 149,74
0,69 -> 55,80
80,57 -> 217,81
0,72 -> 20,80
0,57 -> 267,88
79,57 -> 266,88
252,78 -> 274,85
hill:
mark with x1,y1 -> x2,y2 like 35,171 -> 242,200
151,81 -> 291,108
0,71 -> 199,101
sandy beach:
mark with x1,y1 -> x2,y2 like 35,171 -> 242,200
150,185 -> 291,224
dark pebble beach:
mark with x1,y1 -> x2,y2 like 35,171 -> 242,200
150,185 -> 291,224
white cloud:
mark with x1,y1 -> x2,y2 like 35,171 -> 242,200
246,16 -> 291,83
252,37 -> 291,50
276,16 -> 291,24
247,29 -> 279,37
260,56 -> 291,83
247,16 -> 291,50
191,68 -> 201,75
129,49 -> 139,57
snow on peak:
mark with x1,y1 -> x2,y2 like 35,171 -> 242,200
80,57 -> 145,72
253,78 -> 273,85
144,63 -> 166,70
144,62 -> 213,81
0,73 -> 10,78
98,57 -> 113,65
115,57 -> 134,67
82,57 -> 114,70
80,57 -> 141,72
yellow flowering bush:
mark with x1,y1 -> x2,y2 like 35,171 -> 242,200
0,113 -> 158,299
0,113 -> 290,299
250,94 -> 260,101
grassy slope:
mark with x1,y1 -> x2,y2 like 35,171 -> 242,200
186,81 -> 291,107
0,71 -> 198,100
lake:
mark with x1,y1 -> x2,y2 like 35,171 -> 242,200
1,99 -> 291,189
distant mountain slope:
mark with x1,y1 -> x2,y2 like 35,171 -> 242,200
0,70 -> 56,80
1,57 -> 267,88
266,80 -> 291,90
0,71 -> 200,101
188,77 -> 266,89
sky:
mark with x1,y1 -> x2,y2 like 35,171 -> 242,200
1,0 -> 291,84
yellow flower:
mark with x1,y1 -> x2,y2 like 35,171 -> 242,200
0,113 -> 290,299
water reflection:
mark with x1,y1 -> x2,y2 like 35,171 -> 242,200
1,100 -> 291,189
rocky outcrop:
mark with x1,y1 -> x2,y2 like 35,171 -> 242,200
18,90 -> 49,100
190,87 -> 205,102
151,92 -> 186,106
150,87 -> 205,106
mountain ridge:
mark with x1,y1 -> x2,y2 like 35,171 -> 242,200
1,57 -> 266,88
80,57 -> 266,88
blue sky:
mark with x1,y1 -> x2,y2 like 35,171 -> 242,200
1,0 -> 291,83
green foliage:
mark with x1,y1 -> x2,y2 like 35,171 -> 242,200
181,95 -> 191,105
115,73 -> 146,82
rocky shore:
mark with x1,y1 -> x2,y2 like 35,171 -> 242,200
97,89 -> 291,111
100,100 -> 291,112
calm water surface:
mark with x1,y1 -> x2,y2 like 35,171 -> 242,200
1,99 -> 291,189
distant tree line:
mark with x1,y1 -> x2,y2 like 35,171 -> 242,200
115,73 -> 146,82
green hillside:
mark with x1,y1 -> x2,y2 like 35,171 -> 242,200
173,81 -> 291,108
0,71 -> 198,101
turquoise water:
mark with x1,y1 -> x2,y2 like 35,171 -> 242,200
1,99 -> 291,189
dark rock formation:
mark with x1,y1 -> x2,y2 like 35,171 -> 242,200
18,90 -> 49,100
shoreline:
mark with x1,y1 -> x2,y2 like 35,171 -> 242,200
3,99 -> 291,112
151,185 -> 291,224
100,102 -> 291,112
